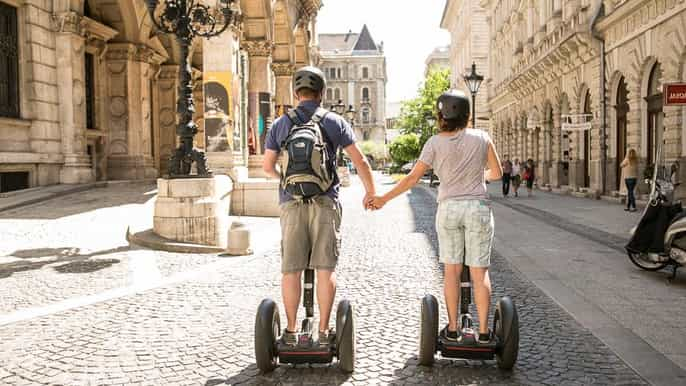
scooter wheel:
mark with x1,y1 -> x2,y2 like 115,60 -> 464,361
494,296 -> 519,370
336,299 -> 355,373
255,298 -> 280,373
418,294 -> 438,366
627,251 -> 668,271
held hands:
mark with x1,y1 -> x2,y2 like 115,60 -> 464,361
363,194 -> 387,211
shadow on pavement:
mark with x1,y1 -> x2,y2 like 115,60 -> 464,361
0,183 -> 156,220
210,363 -> 351,385
392,356 -> 519,385
0,246 -> 130,279
406,186 -> 439,258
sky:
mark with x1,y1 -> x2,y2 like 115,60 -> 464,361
316,0 -> 450,111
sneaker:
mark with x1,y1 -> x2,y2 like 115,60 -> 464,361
440,325 -> 459,342
317,329 -> 333,346
624,208 -> 630,211
282,329 -> 298,346
630,208 -> 637,212
478,329 -> 492,344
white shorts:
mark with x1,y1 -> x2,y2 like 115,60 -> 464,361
435,199 -> 494,267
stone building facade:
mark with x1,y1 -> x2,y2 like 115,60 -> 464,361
441,0 -> 491,130
425,45 -> 450,77
0,0 -> 320,196
481,0 -> 686,197
318,25 -> 387,145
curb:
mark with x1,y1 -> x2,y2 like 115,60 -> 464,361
126,227 -> 227,254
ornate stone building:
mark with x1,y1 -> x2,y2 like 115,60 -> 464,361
441,0 -> 490,130
424,45 -> 450,77
482,0 -> 686,197
0,0 -> 320,199
318,25 -> 388,144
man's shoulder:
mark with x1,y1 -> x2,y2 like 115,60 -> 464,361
320,110 -> 346,129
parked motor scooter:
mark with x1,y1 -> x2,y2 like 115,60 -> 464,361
626,164 -> 686,280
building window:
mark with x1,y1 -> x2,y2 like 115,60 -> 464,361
0,2 -> 20,118
0,171 -> 29,193
362,67 -> 369,79
362,108 -> 370,124
363,130 -> 370,141
334,88 -> 341,100
85,52 -> 96,129
329,68 -> 336,79
337,68 -> 341,79
362,87 -> 369,101
326,88 -> 333,100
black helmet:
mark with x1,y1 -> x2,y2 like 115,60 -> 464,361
293,66 -> 326,93
437,90 -> 470,120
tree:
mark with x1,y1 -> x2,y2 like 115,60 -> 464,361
398,68 -> 451,149
388,133 -> 421,166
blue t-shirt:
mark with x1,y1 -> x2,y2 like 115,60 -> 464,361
265,100 -> 356,203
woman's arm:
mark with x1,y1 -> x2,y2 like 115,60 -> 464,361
374,161 -> 431,208
620,159 -> 627,168
485,141 -> 503,182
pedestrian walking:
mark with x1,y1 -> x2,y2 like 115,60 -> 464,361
524,159 -> 535,197
620,148 -> 638,212
502,158 -> 512,196
262,66 -> 378,345
511,159 -> 522,197
368,90 -> 503,344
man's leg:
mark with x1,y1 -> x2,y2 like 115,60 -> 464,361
469,266 -> 492,335
282,271 -> 302,332
444,263 -> 463,331
316,269 -> 336,332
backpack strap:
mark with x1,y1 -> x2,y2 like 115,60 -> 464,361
312,107 -> 333,150
286,109 -> 303,127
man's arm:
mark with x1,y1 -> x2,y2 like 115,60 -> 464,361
262,149 -> 281,179
344,143 -> 376,202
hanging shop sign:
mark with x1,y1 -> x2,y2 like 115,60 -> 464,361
664,83 -> 686,106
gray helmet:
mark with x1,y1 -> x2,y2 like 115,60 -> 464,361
293,66 -> 326,93
437,90 -> 470,120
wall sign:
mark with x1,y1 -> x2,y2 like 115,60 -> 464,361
664,83 -> 686,106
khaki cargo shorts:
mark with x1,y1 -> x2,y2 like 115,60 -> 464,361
279,196 -> 342,273
436,199 -> 494,267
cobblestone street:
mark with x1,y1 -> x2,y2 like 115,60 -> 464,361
0,175 -> 678,385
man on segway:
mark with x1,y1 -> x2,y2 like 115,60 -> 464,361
259,66 -> 377,370
370,91 -> 517,368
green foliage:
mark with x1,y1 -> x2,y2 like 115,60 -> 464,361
398,68 -> 451,148
359,141 -> 386,160
389,133 -> 421,166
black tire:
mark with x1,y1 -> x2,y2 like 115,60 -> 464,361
255,298 -> 280,373
627,251 -> 669,271
418,294 -> 438,366
494,296 -> 519,370
336,299 -> 355,372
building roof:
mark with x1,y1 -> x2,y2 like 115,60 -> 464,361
319,24 -> 383,56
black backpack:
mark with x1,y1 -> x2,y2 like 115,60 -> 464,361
280,107 -> 335,199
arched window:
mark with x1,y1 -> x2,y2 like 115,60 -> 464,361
362,87 -> 369,101
362,67 -> 369,79
326,88 -> 333,100
334,88 -> 341,100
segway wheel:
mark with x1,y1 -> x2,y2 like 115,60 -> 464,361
418,294 -> 438,366
336,299 -> 355,372
255,298 -> 280,373
494,296 -> 519,370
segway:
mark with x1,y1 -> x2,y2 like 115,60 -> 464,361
254,268 -> 355,372
419,268 -> 519,369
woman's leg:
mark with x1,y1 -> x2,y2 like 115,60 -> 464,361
469,266 -> 492,335
627,178 -> 637,209
444,263 -> 463,331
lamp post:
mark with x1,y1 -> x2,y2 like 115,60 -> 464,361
463,62 -> 484,130
145,0 -> 239,178
330,99 -> 356,166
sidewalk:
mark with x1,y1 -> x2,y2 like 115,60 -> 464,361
492,181 -> 641,239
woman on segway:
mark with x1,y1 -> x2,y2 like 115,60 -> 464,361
369,90 -> 503,344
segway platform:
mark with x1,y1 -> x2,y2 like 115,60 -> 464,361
438,330 -> 498,361
277,333 -> 335,364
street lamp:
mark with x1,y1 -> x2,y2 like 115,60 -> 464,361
145,0 -> 239,177
463,62 -> 484,130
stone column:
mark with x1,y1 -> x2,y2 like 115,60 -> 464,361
154,65 -> 180,174
542,127 -> 551,185
549,103 -> 564,187
242,40 -> 273,177
104,43 -> 163,180
53,12 -> 93,184
272,62 -> 295,117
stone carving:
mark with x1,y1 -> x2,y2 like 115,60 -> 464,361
73,79 -> 84,107
271,62 -> 295,76
109,97 -> 127,118
241,40 -> 274,57
160,108 -> 175,127
109,139 -> 128,155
